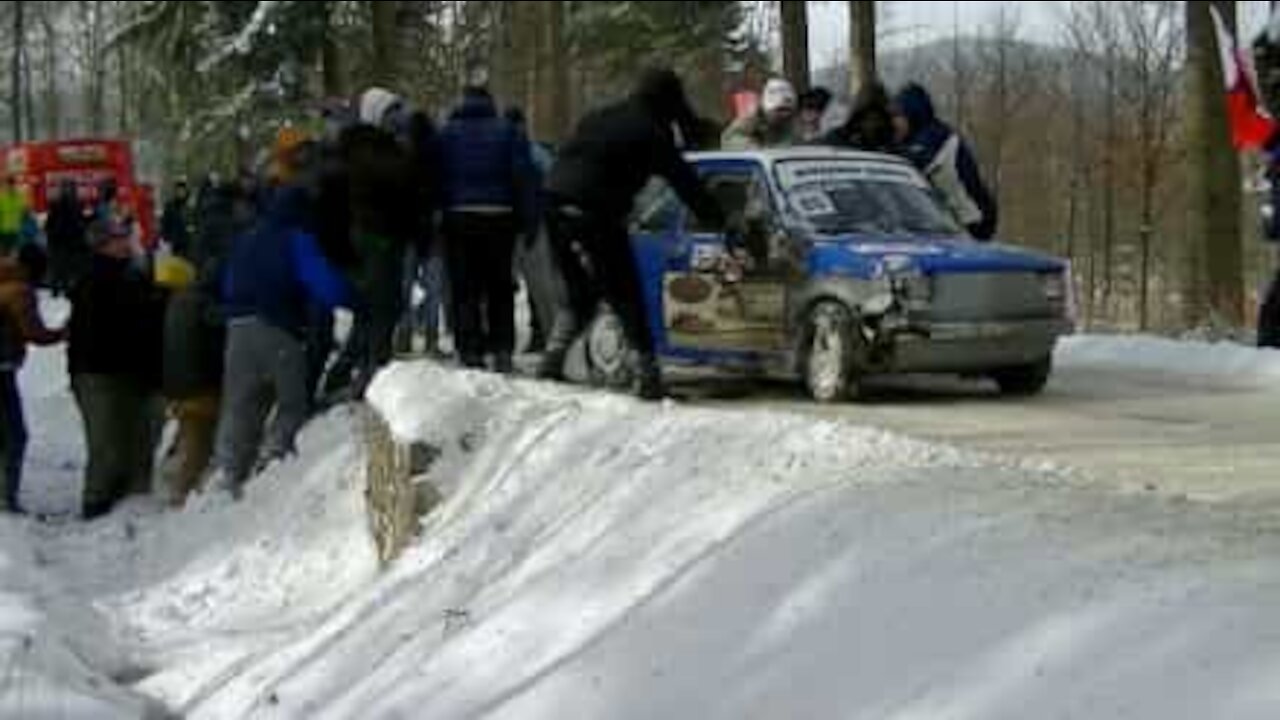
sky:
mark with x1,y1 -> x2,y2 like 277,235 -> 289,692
808,0 -> 1274,69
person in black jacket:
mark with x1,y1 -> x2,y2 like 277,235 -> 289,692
818,79 -> 895,152
69,225 -> 167,520
44,181 -> 89,295
541,67 -> 724,400
161,179 -> 194,259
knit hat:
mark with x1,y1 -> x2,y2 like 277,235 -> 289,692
154,255 -> 196,290
761,79 -> 798,114
358,87 -> 404,128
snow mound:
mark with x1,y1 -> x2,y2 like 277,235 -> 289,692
0,521 -> 159,719
25,410 -> 379,716
1057,334 -> 1280,385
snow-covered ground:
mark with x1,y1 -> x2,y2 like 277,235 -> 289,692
1,334 -> 1279,718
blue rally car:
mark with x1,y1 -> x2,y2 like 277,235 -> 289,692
581,149 -> 1075,402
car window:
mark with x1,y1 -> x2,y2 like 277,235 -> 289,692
774,158 -> 962,238
687,172 -> 771,235
632,179 -> 679,233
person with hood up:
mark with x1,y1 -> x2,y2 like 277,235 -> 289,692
818,79 -> 895,153
216,186 -> 354,493
797,87 -> 834,142
722,78 -> 799,151
45,180 -> 90,295
155,255 -> 225,507
542,67 -> 724,400
0,245 -> 67,513
438,86 -> 536,373
70,218 -> 167,520
892,83 -> 998,241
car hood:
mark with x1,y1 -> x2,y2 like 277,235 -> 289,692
809,234 -> 1067,277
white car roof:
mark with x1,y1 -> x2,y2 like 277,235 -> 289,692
686,147 -> 912,168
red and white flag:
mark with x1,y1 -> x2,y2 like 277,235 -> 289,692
1212,5 -> 1278,151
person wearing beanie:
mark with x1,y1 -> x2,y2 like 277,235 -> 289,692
722,78 -> 799,150
69,222 -> 167,520
155,256 -> 226,507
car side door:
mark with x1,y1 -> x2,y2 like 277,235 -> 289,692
663,160 -> 789,356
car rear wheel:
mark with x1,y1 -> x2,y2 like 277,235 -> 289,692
803,301 -> 862,403
991,358 -> 1053,397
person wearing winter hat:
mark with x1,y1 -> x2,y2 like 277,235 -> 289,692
155,256 -> 225,507
722,78 -> 799,150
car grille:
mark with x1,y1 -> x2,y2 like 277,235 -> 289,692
924,272 -> 1057,322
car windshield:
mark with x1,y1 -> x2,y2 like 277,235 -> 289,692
774,158 -> 962,238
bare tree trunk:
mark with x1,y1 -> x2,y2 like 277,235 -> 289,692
12,0 -> 25,142
371,0 -> 399,90
781,1 -> 810,93
544,0 -> 569,143
321,1 -> 345,97
1101,41 -> 1117,312
848,1 -> 876,96
1185,0 -> 1244,328
23,18 -> 36,141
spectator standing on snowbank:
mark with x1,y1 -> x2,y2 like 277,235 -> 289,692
439,86 -> 537,373
216,186 -> 354,493
69,221 -> 167,520
0,246 -> 67,514
156,256 -> 225,508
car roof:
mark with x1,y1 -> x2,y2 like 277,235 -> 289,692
686,147 -> 912,167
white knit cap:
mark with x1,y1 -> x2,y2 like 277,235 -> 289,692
358,87 -> 403,128
761,78 -> 798,114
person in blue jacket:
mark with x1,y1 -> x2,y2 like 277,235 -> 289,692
439,86 -> 537,373
892,83 -> 999,241
214,186 -> 354,492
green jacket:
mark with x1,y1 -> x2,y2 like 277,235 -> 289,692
0,189 -> 26,238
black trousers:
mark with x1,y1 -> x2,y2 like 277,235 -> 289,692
545,206 -> 654,358
1260,269 -> 1280,348
444,212 -> 518,364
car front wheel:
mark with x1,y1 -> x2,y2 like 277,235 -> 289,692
803,301 -> 862,403
991,358 -> 1053,397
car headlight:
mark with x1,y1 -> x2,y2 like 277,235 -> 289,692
1041,271 -> 1067,302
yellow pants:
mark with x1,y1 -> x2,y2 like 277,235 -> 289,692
164,396 -> 220,507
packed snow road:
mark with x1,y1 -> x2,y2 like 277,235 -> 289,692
681,335 -> 1280,506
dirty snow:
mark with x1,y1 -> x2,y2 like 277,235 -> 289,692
1057,334 -> 1280,386
1,332 -> 1279,718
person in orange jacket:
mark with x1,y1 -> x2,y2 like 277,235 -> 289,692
0,245 -> 68,513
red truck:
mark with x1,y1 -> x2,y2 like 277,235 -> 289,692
1,138 -> 158,248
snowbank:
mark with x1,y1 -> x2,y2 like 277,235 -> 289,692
0,520 -> 159,719
24,410 -> 379,716
1057,334 -> 1280,386
163,363 -> 1279,719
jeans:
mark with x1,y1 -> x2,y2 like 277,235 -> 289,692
0,371 -> 27,512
